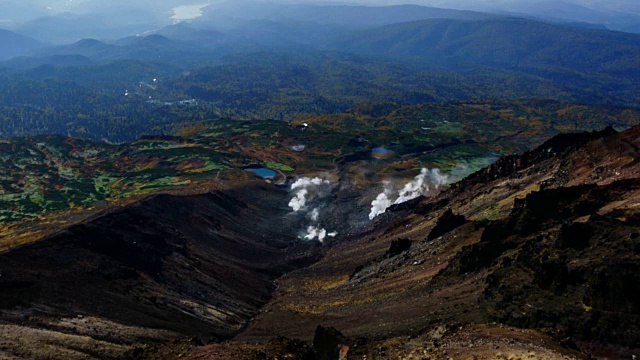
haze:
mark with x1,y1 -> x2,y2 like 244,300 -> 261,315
1,0 -> 640,43
3,0 -> 639,21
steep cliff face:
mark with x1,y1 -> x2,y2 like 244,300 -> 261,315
0,184 -> 321,359
451,180 -> 640,348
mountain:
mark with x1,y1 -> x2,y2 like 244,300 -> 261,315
0,119 -> 639,358
490,0 -> 640,33
0,29 -> 45,61
0,54 -> 94,70
1,21 -> 640,144
423,0 -> 640,34
0,185 -> 320,357
195,2 -> 492,29
35,35 -> 216,66
154,23 -> 226,47
333,17 -> 640,72
15,11 -> 162,44
331,17 -> 640,106
5,16 -> 639,121
37,38 -> 120,61
1,3 -> 639,359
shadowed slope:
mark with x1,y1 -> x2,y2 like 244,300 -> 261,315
0,183 -> 320,359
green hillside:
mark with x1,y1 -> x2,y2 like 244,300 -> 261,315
0,99 -> 637,225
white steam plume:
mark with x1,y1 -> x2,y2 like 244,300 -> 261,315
288,177 -> 330,212
289,189 -> 308,212
303,226 -> 338,243
304,226 -> 327,242
369,168 -> 450,220
310,208 -> 320,222
291,177 -> 329,190
369,185 -> 393,220
289,177 -> 337,243
394,168 -> 448,204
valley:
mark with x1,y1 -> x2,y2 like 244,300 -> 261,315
0,1 -> 639,359
0,114 -> 639,359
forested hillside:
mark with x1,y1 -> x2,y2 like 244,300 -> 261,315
0,15 -> 639,143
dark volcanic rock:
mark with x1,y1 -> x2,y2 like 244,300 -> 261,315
0,184 -> 321,343
451,127 -> 617,190
473,182 -> 640,348
555,222 -> 594,250
386,238 -> 412,257
313,326 -> 349,360
585,262 -> 640,314
428,209 -> 466,240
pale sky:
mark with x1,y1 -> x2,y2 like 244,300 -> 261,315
9,0 -> 640,11
1,0 -> 638,24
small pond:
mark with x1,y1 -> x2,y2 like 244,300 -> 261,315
372,147 -> 394,154
246,168 -> 277,178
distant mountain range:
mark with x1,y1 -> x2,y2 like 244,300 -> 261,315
2,1 -> 640,47
0,29 -> 46,61
13,10 -> 162,44
8,16 -> 639,74
1,8 -> 640,142
333,17 -> 640,73
27,34 -> 227,67
481,0 -> 640,33
194,2 -> 492,29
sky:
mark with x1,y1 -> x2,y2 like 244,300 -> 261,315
1,0 -> 638,25
7,0 -> 640,12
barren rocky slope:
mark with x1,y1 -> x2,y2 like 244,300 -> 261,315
0,183 -> 321,359
204,126 -> 640,359
1,125 -> 639,359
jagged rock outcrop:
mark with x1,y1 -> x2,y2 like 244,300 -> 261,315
451,127 -> 618,190
385,238 -> 412,257
427,209 -> 466,240
313,326 -> 349,360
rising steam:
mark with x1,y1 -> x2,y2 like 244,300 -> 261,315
289,177 -> 329,212
289,189 -> 308,211
310,208 -> 320,222
369,168 -> 450,220
369,182 -> 393,220
303,226 -> 338,243
288,177 -> 337,243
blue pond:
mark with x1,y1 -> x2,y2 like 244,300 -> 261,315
246,168 -> 276,178
372,147 -> 394,154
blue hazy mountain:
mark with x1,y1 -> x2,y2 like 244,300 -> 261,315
194,1 -> 492,29
332,17 -> 640,74
0,28 -> 46,61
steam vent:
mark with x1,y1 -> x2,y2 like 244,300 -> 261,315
1,1 -> 640,359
